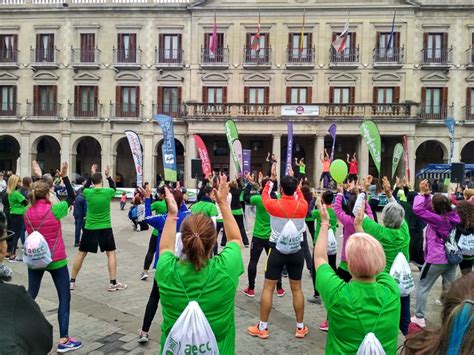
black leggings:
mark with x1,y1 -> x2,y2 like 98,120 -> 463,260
143,233 -> 158,271
234,214 -> 249,246
368,198 -> 379,224
141,280 -> 160,333
7,214 -> 24,256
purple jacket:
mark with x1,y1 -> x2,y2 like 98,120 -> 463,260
413,194 -> 460,264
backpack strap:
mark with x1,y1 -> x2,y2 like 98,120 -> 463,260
347,286 -> 388,334
175,261 -> 215,303
25,208 -> 51,233
277,199 -> 301,220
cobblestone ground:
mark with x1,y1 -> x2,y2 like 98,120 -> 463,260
7,202 -> 446,354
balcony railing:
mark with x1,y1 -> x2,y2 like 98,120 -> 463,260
110,102 -> 143,119
287,47 -> 315,65
184,103 -> 417,120
329,47 -> 359,64
27,102 -> 61,118
0,48 -> 19,65
463,106 -> 474,121
243,47 -> 271,66
200,47 -> 229,66
373,47 -> 404,64
68,101 -> 101,119
421,47 -> 452,65
71,48 -> 101,66
418,105 -> 449,120
153,103 -> 183,118
0,103 -> 20,117
155,48 -> 184,66
30,47 -> 59,65
113,48 -> 142,65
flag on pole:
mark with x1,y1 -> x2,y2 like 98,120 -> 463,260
155,114 -> 177,182
444,117 -> 455,164
124,130 -> 143,187
360,120 -> 382,176
210,12 -> 218,55
285,121 -> 293,175
387,12 -> 396,50
299,9 -> 306,51
251,12 -> 261,51
402,135 -> 410,181
328,123 -> 337,162
391,143 -> 404,179
332,20 -> 349,53
194,134 -> 212,177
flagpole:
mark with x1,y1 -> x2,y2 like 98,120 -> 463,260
299,9 -> 305,52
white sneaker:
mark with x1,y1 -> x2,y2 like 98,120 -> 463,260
140,272 -> 149,281
136,224 -> 141,232
70,281 -> 76,291
108,282 -> 128,292
411,315 -> 426,328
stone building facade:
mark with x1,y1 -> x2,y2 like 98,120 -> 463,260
0,0 -> 473,187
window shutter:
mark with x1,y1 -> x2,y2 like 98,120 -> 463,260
373,86 -> 378,104
178,34 -> 182,51
33,85 -> 39,115
286,87 -> 291,104
13,34 -> 18,51
130,34 -> 136,51
94,86 -> 99,114
136,86 -> 140,116
423,33 -> 428,49
74,86 -> 79,106
246,33 -> 251,48
332,32 -> 337,42
13,85 -> 17,112
116,86 -> 121,116
350,32 -> 356,49
394,32 -> 400,49
349,87 -> 355,104
202,86 -> 208,103
177,87 -> 182,104
289,33 -> 293,49
442,87 -> 448,116
264,87 -> 270,104
467,87 -> 472,110
157,86 -> 163,105
159,34 -> 164,50
36,34 -> 41,50
244,87 -> 249,104
204,33 -> 210,49
375,32 -> 380,49
421,87 -> 426,108
223,86 -> 227,103
307,33 -> 312,48
442,32 -> 448,49
394,87 -> 400,104
329,87 -> 334,103
307,86 -> 312,104
266,33 -> 270,48
53,85 -> 57,105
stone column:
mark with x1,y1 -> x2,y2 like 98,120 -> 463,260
315,134 -> 324,186
143,133 -> 154,185
101,133 -> 112,175
358,138 -> 369,177
60,134 -> 71,167
407,136 -> 416,184
184,133 -> 196,188
272,134 -> 281,179
19,134 -> 31,177
452,138 -> 461,163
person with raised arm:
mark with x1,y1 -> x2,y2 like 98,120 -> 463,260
347,153 -> 358,183
319,149 -> 331,189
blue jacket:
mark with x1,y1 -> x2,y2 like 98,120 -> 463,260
73,192 -> 87,219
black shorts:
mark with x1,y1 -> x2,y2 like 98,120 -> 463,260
265,247 -> 304,281
320,171 -> 330,181
348,174 -> 358,182
79,228 -> 116,253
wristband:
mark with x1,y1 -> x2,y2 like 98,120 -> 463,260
320,223 -> 330,228
166,216 -> 178,221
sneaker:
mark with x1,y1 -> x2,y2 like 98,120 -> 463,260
243,287 -> 255,298
247,324 -> 269,339
435,299 -> 443,306
319,320 -> 329,332
410,315 -> 426,328
74,243 -> 80,248
137,331 -> 149,344
57,337 -> 82,353
108,282 -> 128,292
15,256 -> 22,262
8,257 -> 16,263
140,272 -> 149,281
70,282 -> 76,291
295,326 -> 309,338
136,224 -> 141,232
276,288 -> 285,297
244,244 -> 250,248
307,296 -> 321,304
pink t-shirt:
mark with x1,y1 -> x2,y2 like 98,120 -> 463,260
120,195 -> 127,203
322,160 -> 330,172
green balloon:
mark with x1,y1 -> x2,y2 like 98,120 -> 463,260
330,159 -> 348,183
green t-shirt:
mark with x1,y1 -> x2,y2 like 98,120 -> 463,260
156,242 -> 244,355
249,195 -> 271,239
299,163 -> 306,174
8,190 -> 27,215
316,264 -> 400,355
312,207 -> 338,244
151,200 -> 167,236
362,218 -> 410,273
190,200 -> 218,217
47,201 -> 69,270
83,187 -> 115,230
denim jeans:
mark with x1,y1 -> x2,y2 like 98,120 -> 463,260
74,218 -> 84,245
400,296 -> 411,335
28,265 -> 71,338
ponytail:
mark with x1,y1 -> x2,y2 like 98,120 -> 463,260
29,181 -> 50,205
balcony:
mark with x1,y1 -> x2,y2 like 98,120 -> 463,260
418,105 -> 449,120
109,102 -> 144,121
466,48 -> 474,69
112,48 -> 142,70
463,106 -> 474,121
200,47 -> 229,69
68,101 -> 102,120
243,47 -> 271,69
71,48 -> 101,69
155,48 -> 184,69
420,47 -> 452,69
373,47 -> 404,68
286,47 -> 315,69
153,102 -> 183,119
26,102 -> 61,119
184,102 -> 418,121
329,47 -> 359,69
0,49 -> 19,69
30,47 -> 59,69
0,103 -> 20,119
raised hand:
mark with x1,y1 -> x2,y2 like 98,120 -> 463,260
213,174 -> 229,205
164,187 -> 178,216
91,164 -> 98,174
271,162 -> 278,180
104,165 -> 110,178
59,162 -> 68,177
317,197 -> 330,225
419,179 -> 430,195
257,171 -> 263,184
382,176 -> 392,198
337,183 -> 344,194
395,176 -> 401,188
354,200 -> 365,232
32,160 -> 42,178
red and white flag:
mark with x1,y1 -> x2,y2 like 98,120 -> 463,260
251,13 -> 261,51
332,20 -> 349,53
209,13 -> 217,55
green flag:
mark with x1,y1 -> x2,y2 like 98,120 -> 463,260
224,119 -> 240,173
391,143 -> 404,179
360,120 -> 382,175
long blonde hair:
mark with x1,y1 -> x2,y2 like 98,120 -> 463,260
6,175 -> 21,194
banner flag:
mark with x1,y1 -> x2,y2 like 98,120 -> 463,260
332,20 -> 349,53
391,143 -> 404,179
155,114 -> 177,182
232,140 -> 244,176
328,123 -> 337,162
124,130 -> 143,187
360,120 -> 382,175
243,149 -> 251,175
210,12 -> 218,55
286,121 -> 294,175
194,134 -> 212,177
224,119 -> 241,174
444,118 -> 455,164
402,135 -> 410,181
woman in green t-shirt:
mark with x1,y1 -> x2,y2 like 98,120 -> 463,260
6,174 -> 28,261
156,175 -> 244,354
314,198 -> 400,355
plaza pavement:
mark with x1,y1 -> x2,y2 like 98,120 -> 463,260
7,202 -> 446,354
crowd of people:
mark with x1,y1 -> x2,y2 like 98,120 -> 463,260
0,152 -> 473,354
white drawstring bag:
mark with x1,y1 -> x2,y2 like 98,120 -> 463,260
458,232 -> 474,256
389,252 -> 415,297
356,332 -> 386,355
327,229 -> 338,255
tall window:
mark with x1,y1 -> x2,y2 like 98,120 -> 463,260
0,85 -> 16,116
203,86 -> 227,112
159,34 -> 182,62
117,33 -> 137,63
329,87 -> 355,114
373,87 -> 400,114
286,87 -> 311,104
33,85 -> 57,116
203,33 -> 224,62
244,87 -> 269,113
80,33 -> 95,63
288,33 -> 312,61
157,87 -> 182,117
375,32 -> 400,60
331,32 -> 356,61
36,34 -> 54,62
74,86 -> 98,117
245,33 -> 269,62
422,87 -> 448,119
467,88 -> 474,119
423,33 -> 448,63
116,86 -> 139,117
0,35 -> 17,62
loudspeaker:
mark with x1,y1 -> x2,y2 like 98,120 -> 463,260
191,159 -> 203,178
451,162 -> 465,184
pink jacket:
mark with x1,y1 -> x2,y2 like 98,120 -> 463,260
24,200 -> 66,262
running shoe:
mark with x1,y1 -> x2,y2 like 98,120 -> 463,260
276,288 -> 285,297
137,331 -> 149,344
8,257 -> 16,263
70,282 -> 76,291
243,287 -> 255,298
247,324 -> 269,339
136,224 -> 141,232
295,326 -> 309,338
319,320 -> 329,332
108,282 -> 128,292
140,272 -> 149,281
307,296 -> 321,304
410,315 -> 426,328
57,337 -> 82,353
